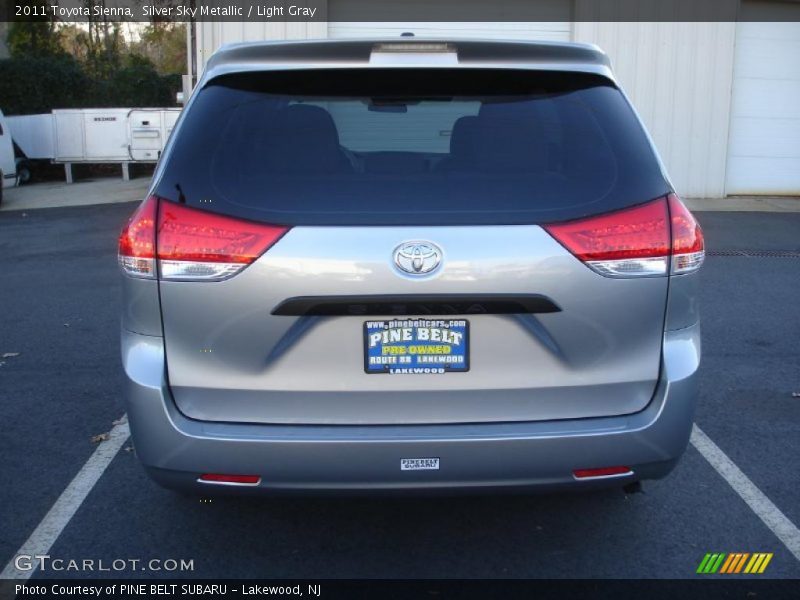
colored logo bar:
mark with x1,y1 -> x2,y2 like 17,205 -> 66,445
697,553 -> 773,574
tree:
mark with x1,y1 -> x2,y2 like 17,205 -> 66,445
7,1 -> 64,59
133,23 -> 187,76
0,55 -> 90,114
1,0 -> 183,113
81,10 -> 127,79
103,54 -> 174,106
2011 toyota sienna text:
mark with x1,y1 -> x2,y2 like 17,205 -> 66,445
118,40 -> 703,495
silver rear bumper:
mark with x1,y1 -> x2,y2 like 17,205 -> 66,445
121,323 -> 700,494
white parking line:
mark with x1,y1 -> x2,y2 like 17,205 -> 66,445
0,417 -> 129,580
691,424 -> 800,562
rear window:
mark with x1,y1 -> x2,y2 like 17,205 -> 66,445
155,69 -> 669,225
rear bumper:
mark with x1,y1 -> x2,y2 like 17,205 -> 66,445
121,324 -> 700,495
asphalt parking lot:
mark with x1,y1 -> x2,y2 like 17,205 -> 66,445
0,198 -> 798,580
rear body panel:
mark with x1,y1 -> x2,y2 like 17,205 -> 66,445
161,225 -> 667,425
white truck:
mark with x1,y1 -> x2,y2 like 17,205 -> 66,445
0,109 -> 18,205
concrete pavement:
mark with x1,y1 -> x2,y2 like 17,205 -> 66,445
0,177 -> 150,212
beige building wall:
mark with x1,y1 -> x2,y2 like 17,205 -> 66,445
573,21 -> 737,198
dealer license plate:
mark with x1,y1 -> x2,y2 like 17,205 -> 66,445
364,318 -> 469,374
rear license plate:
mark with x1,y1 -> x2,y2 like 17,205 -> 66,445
364,319 -> 469,374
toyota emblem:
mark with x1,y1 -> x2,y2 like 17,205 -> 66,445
393,241 -> 443,275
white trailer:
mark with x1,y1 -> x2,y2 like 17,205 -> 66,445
5,113 -> 55,159
7,108 -> 181,183
128,109 -> 181,162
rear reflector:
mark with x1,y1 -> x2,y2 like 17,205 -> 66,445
198,473 -> 261,485
573,466 -> 633,479
118,196 -> 290,281
543,194 -> 704,278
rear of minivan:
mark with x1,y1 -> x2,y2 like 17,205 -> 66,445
119,40 -> 703,494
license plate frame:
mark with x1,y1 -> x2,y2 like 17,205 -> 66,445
363,318 -> 470,375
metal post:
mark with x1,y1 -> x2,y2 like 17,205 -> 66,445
122,162 -> 130,181
64,163 -> 73,184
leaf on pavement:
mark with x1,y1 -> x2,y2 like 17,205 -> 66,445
91,432 -> 110,443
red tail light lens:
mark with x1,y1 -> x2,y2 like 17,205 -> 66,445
118,195 -> 158,278
668,193 -> 705,274
118,196 -> 290,281
544,199 -> 670,262
157,199 -> 289,280
544,195 -> 704,277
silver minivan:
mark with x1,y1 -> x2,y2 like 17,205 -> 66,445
119,40 -> 703,494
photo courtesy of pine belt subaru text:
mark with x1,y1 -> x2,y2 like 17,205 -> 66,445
118,39 -> 704,494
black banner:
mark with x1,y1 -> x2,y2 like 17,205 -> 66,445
4,0 -> 800,23
2,579 -> 800,600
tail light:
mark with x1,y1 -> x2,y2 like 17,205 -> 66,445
543,194 -> 704,278
118,196 -> 290,281
118,195 -> 157,278
668,194 -> 705,274
157,199 -> 289,281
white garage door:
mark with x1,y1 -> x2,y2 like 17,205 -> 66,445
726,3 -> 800,195
328,0 -> 572,42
